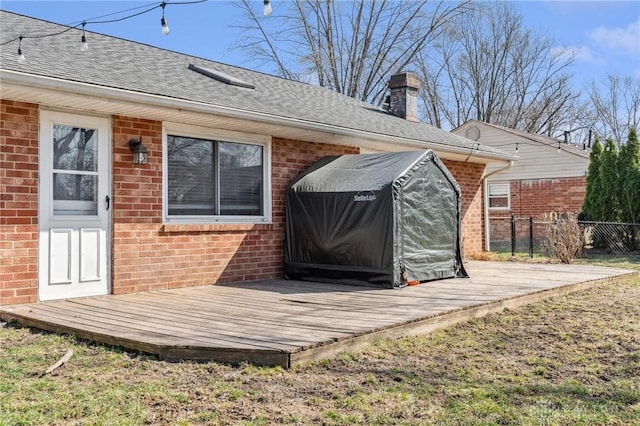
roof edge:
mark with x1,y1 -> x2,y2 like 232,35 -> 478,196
455,120 -> 589,160
1,70 -> 516,163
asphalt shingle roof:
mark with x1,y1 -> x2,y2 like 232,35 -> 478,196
1,11 -> 511,159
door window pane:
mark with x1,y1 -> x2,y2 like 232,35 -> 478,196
53,174 -> 96,201
53,125 -> 97,171
52,124 -> 99,216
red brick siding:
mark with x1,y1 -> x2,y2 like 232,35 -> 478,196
111,125 -> 359,294
489,177 -> 587,220
112,116 -> 163,223
0,100 -> 39,304
513,178 -> 586,219
0,102 -> 490,302
442,160 -> 486,257
488,177 -> 587,247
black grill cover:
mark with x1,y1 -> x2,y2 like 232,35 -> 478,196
285,150 -> 467,288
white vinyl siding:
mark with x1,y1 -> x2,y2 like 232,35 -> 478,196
456,123 -> 589,180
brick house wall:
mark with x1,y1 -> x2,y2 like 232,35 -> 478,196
111,143 -> 486,294
443,160 -> 486,257
1,102 -> 487,303
509,178 -> 587,219
489,177 -> 587,221
488,177 -> 587,248
110,116 -> 359,294
0,100 -> 39,305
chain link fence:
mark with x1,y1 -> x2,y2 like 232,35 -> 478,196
489,216 -> 640,256
579,221 -> 640,254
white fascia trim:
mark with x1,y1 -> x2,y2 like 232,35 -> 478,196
1,70 -> 515,162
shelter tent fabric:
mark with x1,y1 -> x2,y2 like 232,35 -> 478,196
285,150 -> 467,288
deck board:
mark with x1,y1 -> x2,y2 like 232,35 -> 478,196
71,299 -> 354,347
63,301 -> 306,349
1,261 -> 636,368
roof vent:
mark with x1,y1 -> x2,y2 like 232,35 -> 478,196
465,126 -> 480,141
188,64 -> 255,89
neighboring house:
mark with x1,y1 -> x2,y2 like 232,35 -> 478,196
0,11 -> 513,305
452,120 -> 590,250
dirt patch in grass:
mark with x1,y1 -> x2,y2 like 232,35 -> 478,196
2,277 -> 639,425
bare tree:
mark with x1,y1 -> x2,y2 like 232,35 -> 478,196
588,74 -> 640,146
417,2 -> 583,135
233,0 -> 471,105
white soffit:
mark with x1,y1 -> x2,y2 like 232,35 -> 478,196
0,73 -> 510,165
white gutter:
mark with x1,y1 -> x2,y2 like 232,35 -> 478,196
0,70 -> 516,163
482,161 -> 514,251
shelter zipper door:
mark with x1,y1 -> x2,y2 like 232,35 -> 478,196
38,110 -> 111,301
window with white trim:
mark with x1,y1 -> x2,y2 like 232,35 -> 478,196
488,183 -> 510,210
164,124 -> 271,223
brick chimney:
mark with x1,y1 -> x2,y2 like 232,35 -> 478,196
388,72 -> 420,122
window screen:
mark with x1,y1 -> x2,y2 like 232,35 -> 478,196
488,183 -> 510,209
167,135 -> 264,217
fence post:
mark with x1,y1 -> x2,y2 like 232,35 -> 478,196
511,214 -> 516,256
529,216 -> 534,258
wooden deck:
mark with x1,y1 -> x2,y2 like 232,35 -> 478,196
1,261 -> 636,368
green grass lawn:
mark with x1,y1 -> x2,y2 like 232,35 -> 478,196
1,263 -> 639,425
476,251 -> 640,272
575,253 -> 640,271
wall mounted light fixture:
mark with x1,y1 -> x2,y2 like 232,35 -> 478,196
129,138 -> 148,165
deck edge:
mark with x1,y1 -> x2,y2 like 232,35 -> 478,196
289,271 -> 638,367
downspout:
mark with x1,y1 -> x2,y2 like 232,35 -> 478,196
482,161 -> 514,251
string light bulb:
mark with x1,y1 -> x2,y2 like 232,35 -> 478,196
17,36 -> 26,64
557,141 -> 561,153
160,2 -> 170,35
515,142 -> 519,153
3,0 -> 211,61
263,0 -> 272,17
81,22 -> 89,52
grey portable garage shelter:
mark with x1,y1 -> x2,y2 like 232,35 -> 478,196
285,150 -> 467,288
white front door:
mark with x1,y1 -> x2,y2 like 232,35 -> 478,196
38,110 -> 111,301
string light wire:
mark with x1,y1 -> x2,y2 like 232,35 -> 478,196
2,0 -> 273,64
0,0 -> 211,47
55,2 -> 168,28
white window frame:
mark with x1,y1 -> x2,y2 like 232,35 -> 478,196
488,182 -> 510,210
163,122 -> 272,224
